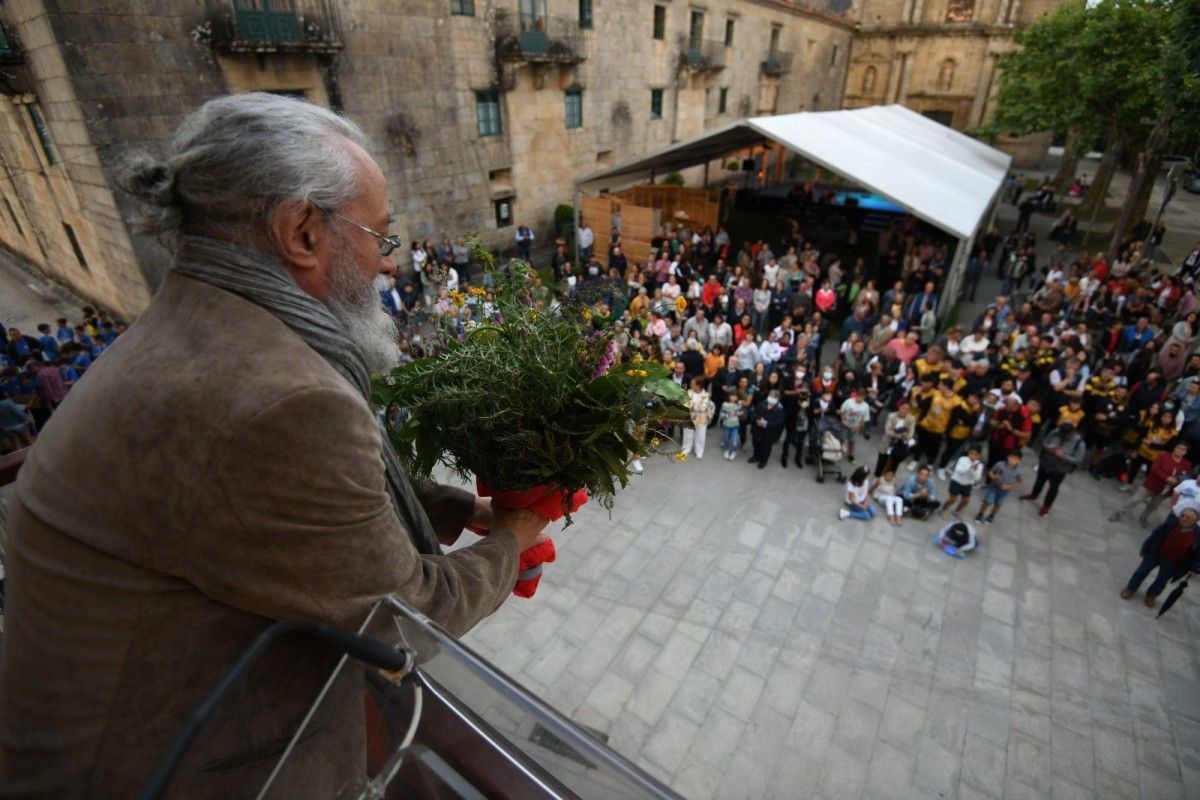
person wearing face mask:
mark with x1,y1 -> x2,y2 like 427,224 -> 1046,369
748,388 -> 786,468
779,363 -> 811,468
1020,421 -> 1086,516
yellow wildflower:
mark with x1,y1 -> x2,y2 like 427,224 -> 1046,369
674,451 -> 687,462
675,296 -> 688,315
639,370 -> 649,377
529,309 -> 540,321
650,437 -> 662,447
467,286 -> 487,297
450,289 -> 466,307
581,307 -> 593,321
626,368 -> 639,377
632,354 -> 644,364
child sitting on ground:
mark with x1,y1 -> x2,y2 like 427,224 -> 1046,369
935,521 -> 978,558
871,467 -> 904,526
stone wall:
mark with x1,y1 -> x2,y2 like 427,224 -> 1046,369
0,0 -> 156,320
1,0 -> 856,315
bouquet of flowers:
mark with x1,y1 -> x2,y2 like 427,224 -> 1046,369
373,240 -> 689,595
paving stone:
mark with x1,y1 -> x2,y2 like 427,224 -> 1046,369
962,732 -> 1007,796
640,709 -> 700,775
716,666 -> 766,722
913,735 -> 961,797
862,741 -> 917,800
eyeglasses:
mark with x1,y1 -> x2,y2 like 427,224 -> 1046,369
324,209 -> 404,257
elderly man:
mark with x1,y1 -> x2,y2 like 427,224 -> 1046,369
0,94 -> 548,797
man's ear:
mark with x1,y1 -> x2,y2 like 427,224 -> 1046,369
269,199 -> 325,272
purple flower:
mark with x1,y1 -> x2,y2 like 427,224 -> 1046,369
591,339 -> 619,379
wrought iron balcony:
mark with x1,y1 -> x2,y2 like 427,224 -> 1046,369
761,51 -> 794,77
494,9 -> 585,65
205,0 -> 343,55
0,20 -> 23,64
683,40 -> 726,72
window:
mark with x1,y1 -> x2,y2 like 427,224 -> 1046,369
718,87 -> 728,114
494,199 -> 512,228
653,5 -> 666,40
936,59 -> 955,91
565,89 -> 583,129
579,0 -> 593,29
830,45 -> 838,66
724,18 -> 735,47
26,103 -> 58,166
62,222 -> 89,272
650,88 -> 664,120
450,0 -> 474,15
861,66 -> 877,94
475,91 -> 501,137
945,0 -> 974,23
688,10 -> 704,50
769,25 -> 781,57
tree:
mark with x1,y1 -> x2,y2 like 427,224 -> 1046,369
1107,0 -> 1200,253
987,1 -> 1172,227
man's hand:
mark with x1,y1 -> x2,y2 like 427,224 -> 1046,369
492,507 -> 552,552
470,496 -> 494,529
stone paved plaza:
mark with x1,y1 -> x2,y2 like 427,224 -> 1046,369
463,185 -> 1200,799
464,434 -> 1200,800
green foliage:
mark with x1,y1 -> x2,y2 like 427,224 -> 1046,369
725,160 -> 740,171
372,238 -> 690,519
660,171 -> 686,186
554,203 -> 575,226
988,0 -> 1169,147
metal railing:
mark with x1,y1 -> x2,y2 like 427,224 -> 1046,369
494,9 -> 584,64
206,0 -> 343,54
683,40 -> 726,71
760,50 -> 794,76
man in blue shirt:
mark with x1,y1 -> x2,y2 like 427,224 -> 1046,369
36,324 -> 60,361
55,318 -> 74,344
901,465 -> 941,520
908,281 -> 938,324
1120,317 -> 1154,353
5,328 -> 41,366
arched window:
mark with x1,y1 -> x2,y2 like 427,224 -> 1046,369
936,59 -> 955,91
861,66 -> 877,94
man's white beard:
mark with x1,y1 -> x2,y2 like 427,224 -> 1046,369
323,249 -> 401,374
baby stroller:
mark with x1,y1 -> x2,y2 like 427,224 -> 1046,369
811,415 -> 847,484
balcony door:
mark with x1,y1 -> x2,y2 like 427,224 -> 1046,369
519,0 -> 547,32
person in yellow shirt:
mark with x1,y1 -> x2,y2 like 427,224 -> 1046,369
1056,397 -> 1085,430
1123,408 -> 1177,490
937,392 -> 981,479
913,345 -> 948,383
912,379 -> 964,469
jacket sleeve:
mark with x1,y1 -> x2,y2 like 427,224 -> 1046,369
1065,437 -> 1086,466
412,480 -> 475,545
187,387 -> 519,637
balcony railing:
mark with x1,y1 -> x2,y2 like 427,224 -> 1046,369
683,40 -> 726,71
206,0 -> 343,54
494,9 -> 585,65
0,21 -> 24,64
761,51 -> 794,77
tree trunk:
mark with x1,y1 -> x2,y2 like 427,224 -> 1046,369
1077,129 -> 1124,219
1052,128 -> 1082,195
1109,114 -> 1170,255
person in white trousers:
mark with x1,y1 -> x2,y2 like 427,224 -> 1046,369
681,377 -> 713,459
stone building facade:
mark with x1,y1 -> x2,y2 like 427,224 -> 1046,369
0,0 -> 854,316
0,1 -> 1067,318
842,0 -> 1074,167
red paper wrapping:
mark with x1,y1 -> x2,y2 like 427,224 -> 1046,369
468,480 -> 589,597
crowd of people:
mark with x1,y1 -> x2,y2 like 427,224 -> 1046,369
1,308 -> 126,453
388,209 -> 1200,603
7,201 -> 1200,607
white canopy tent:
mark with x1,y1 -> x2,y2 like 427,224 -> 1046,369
577,104 -> 1012,317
